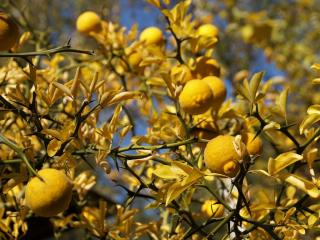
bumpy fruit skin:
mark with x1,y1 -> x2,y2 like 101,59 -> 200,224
0,12 -> 19,51
178,79 -> 214,115
204,135 -> 240,177
242,132 -> 263,155
197,24 -> 219,38
25,168 -> 73,217
202,76 -> 226,110
76,11 -> 101,34
193,56 -> 221,78
139,27 -> 163,45
201,200 -> 224,218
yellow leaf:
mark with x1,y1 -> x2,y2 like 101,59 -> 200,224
139,57 -> 163,67
263,121 -> 281,131
120,125 -> 132,138
41,128 -> 63,140
153,164 -> 186,180
274,209 -> 285,224
146,0 -> 161,8
284,207 -> 296,222
71,67 -> 81,97
165,181 -> 192,206
308,214 -> 318,226
312,78 -> 320,84
299,113 -> 320,134
311,63 -> 320,71
278,87 -> 289,123
146,77 -> 166,87
236,82 -> 251,102
127,23 -> 138,41
268,152 -> 303,175
279,173 -> 320,198
89,72 -> 99,96
3,177 -> 25,194
100,91 -> 115,107
307,105 -> 320,115
52,81 -> 73,98
47,138 -> 62,157
109,105 -> 122,133
167,0 -> 191,23
108,91 -> 141,106
249,71 -> 264,102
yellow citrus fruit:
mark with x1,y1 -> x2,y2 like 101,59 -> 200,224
0,12 -> 19,51
178,79 -> 214,115
139,27 -> 163,45
242,132 -> 263,155
204,135 -> 240,177
197,24 -> 219,38
25,168 -> 73,217
171,64 -> 193,85
76,11 -> 101,34
201,200 -> 224,218
193,56 -> 221,78
127,51 -> 144,72
202,76 -> 227,110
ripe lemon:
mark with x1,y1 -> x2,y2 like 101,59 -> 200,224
201,200 -> 224,218
242,132 -> 263,155
204,135 -> 241,177
0,12 -> 19,51
139,27 -> 163,45
202,76 -> 226,110
25,168 -> 73,217
197,24 -> 219,38
171,64 -> 193,85
178,79 -> 214,115
193,56 -> 221,78
76,11 -> 101,35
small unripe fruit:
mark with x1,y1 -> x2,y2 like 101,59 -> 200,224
128,51 -> 142,68
242,132 -> 263,155
197,24 -> 219,38
179,79 -> 214,115
204,135 -> 241,177
25,168 -> 73,217
139,27 -> 163,45
76,11 -> 101,35
0,12 -> 19,51
201,200 -> 224,218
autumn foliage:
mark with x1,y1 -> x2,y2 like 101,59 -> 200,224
0,0 -> 320,239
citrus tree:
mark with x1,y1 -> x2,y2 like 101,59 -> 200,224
0,0 -> 319,239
